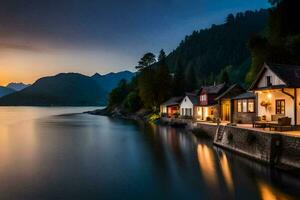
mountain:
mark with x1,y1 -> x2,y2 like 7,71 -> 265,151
6,82 -> 30,91
92,70 -> 135,92
0,73 -> 106,106
0,86 -> 15,98
166,9 -> 269,85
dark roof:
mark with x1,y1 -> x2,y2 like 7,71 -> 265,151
232,92 -> 256,100
201,83 -> 226,95
161,96 -> 183,106
249,63 -> 300,90
215,84 -> 245,101
185,93 -> 199,105
268,63 -> 300,87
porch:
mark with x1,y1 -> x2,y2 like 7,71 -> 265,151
256,88 -> 298,125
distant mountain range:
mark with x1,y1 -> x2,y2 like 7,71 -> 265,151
6,82 -> 31,91
0,71 -> 134,106
92,70 -> 135,92
0,86 -> 15,98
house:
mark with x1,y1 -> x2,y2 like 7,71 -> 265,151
249,63 -> 300,125
231,92 -> 256,124
179,93 -> 199,119
160,97 -> 183,118
215,84 -> 246,122
195,83 -> 227,121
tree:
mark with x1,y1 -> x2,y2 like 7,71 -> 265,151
158,49 -> 166,62
138,67 -> 157,109
108,79 -> 129,109
226,14 -> 235,24
185,65 -> 197,92
124,91 -> 142,112
219,68 -> 230,84
172,60 -> 185,96
135,53 -> 156,71
156,55 -> 172,105
268,0 -> 282,5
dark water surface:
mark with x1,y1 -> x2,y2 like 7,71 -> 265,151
0,107 -> 299,200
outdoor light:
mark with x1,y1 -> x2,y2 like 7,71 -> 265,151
267,93 -> 272,99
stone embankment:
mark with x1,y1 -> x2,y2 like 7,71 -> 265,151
160,117 -> 300,171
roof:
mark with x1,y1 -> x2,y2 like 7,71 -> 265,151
232,92 -> 256,100
249,63 -> 300,90
201,83 -> 227,95
161,96 -> 183,107
184,93 -> 199,105
215,84 -> 245,101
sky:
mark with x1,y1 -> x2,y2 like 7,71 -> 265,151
0,0 -> 270,86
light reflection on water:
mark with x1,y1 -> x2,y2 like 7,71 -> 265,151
0,107 -> 299,200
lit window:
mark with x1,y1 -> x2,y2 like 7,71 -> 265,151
242,100 -> 247,112
248,99 -> 254,112
276,100 -> 285,114
237,100 -> 242,113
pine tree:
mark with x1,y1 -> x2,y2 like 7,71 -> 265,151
172,60 -> 185,96
185,65 -> 197,92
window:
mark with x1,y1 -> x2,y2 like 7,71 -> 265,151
237,100 -> 242,112
248,99 -> 255,112
276,100 -> 285,114
266,76 -> 272,86
200,95 -> 207,102
242,100 -> 247,112
237,99 -> 255,113
181,108 -> 184,115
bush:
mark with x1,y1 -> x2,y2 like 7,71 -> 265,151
148,113 -> 160,122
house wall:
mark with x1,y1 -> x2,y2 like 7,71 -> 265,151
232,99 -> 256,124
160,105 -> 167,114
297,89 -> 300,125
257,89 -> 295,124
257,68 -> 285,88
195,106 -> 216,121
180,96 -> 194,116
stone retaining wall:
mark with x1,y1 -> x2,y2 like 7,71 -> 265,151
160,118 -> 300,170
195,122 -> 300,170
278,135 -> 300,169
214,126 -> 274,163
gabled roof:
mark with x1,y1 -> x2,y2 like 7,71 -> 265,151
249,63 -> 300,90
183,92 -> 199,105
161,96 -> 183,107
215,84 -> 245,101
232,92 -> 256,100
201,83 -> 227,95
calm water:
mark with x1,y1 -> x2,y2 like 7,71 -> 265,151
0,107 -> 299,200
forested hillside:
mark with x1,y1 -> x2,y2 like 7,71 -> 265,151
166,9 -> 269,86
107,0 -> 299,114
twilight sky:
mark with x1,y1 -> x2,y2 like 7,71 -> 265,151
0,0 -> 269,85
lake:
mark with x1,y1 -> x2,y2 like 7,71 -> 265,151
0,107 -> 299,200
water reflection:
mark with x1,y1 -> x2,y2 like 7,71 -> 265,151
258,180 -> 294,200
219,152 -> 234,192
197,144 -> 219,188
0,107 -> 300,199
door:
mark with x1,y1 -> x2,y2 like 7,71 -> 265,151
222,101 -> 230,121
